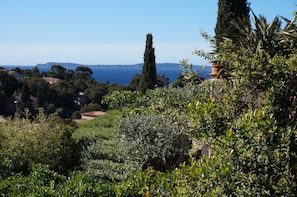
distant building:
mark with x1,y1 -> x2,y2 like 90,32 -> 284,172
7,71 -> 24,80
43,77 -> 62,85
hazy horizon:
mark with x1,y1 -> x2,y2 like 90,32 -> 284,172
2,61 -> 208,67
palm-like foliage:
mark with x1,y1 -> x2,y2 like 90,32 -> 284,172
281,15 -> 297,50
222,11 -> 296,57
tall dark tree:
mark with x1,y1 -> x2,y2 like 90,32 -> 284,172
0,70 -> 20,115
215,0 -> 250,51
0,70 -> 19,97
139,33 -> 157,93
19,82 -> 36,118
21,82 -> 31,103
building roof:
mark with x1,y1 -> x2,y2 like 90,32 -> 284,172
81,111 -> 107,117
43,77 -> 62,85
7,70 -> 24,80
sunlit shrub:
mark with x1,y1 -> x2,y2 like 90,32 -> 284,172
117,114 -> 192,171
0,111 -> 77,173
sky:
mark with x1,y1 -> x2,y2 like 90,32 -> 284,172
0,0 -> 295,66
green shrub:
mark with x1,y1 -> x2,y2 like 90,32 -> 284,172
71,110 -> 81,119
47,103 -> 56,114
103,87 -> 200,115
115,156 -> 234,196
80,103 -> 101,113
82,138 -> 137,181
0,111 -> 77,173
0,163 -> 116,196
117,114 -> 192,171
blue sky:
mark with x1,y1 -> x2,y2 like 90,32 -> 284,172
0,0 -> 295,66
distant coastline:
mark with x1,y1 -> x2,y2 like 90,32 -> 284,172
2,62 -> 211,85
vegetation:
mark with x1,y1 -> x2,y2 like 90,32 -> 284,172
0,70 -> 20,114
128,73 -> 169,91
139,33 -> 157,93
0,3 -> 297,197
0,110 -> 77,175
72,110 -> 138,181
215,0 -> 250,51
117,114 -> 192,171
0,64 -> 126,118
0,163 -> 116,196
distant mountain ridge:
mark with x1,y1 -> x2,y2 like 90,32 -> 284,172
36,62 -> 198,68
36,62 -> 82,68
4,62 -> 209,68
4,62 -> 211,84
36,62 -> 211,75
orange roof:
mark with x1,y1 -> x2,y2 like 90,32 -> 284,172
81,111 -> 107,117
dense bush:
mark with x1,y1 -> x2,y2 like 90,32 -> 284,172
115,156 -> 235,196
103,86 -> 203,116
183,15 -> 297,195
71,110 -> 81,119
0,163 -> 116,196
189,103 -> 296,195
80,102 -> 102,113
117,114 -> 192,171
0,110 -> 77,174
82,139 -> 137,181
114,59 -> 297,196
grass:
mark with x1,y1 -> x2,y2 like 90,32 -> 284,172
72,110 -> 121,142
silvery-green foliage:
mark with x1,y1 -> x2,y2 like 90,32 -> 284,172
82,138 -> 137,181
117,115 -> 192,167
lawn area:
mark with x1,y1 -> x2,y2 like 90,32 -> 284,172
72,110 -> 121,142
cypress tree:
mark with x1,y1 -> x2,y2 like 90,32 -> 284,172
19,82 -> 35,118
215,0 -> 250,51
139,33 -> 157,93
21,82 -> 30,103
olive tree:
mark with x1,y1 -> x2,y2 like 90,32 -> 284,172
117,115 -> 192,171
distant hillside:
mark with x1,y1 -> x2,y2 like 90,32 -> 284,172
36,62 -> 211,79
36,62 -> 207,69
36,62 -> 82,68
3,62 -> 211,85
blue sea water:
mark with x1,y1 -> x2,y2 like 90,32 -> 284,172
2,63 -> 211,85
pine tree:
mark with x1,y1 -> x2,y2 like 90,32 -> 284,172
215,0 -> 250,51
139,33 -> 157,93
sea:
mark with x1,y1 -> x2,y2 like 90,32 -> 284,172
2,63 -> 211,86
